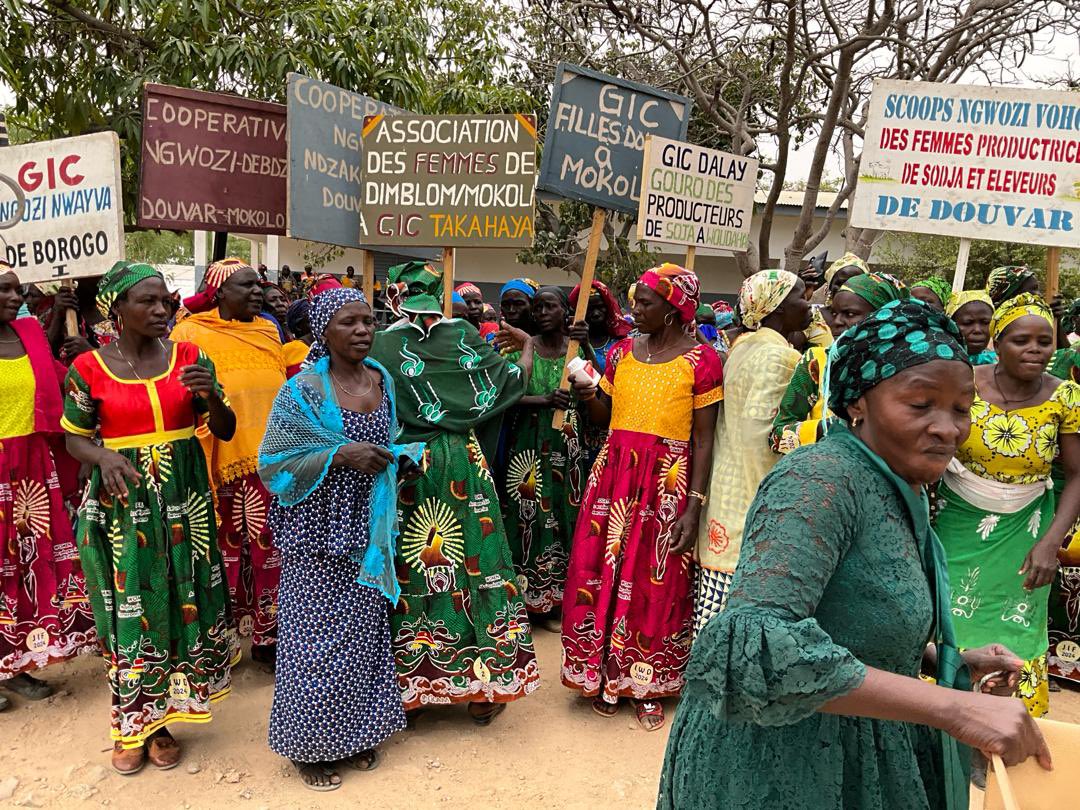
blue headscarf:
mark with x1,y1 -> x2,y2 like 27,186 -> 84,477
500,278 -> 538,299
305,286 -> 368,367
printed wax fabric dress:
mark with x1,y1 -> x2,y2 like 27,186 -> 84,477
660,430 -> 970,810
501,351 -> 588,614
561,339 -> 723,704
369,318 -> 539,709
771,345 -> 830,453
62,342 -> 235,748
0,318 -> 96,678
934,381 -> 1080,716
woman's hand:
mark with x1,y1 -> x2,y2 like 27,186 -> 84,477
548,389 -> 572,410
669,505 -> 700,555
961,644 -> 1025,692
334,442 -> 394,474
180,364 -> 219,400
943,690 -> 1051,769
62,335 -> 94,359
97,450 -> 141,497
494,321 -> 529,353
397,456 -> 421,482
1021,537 -> 1061,590
568,320 -> 590,344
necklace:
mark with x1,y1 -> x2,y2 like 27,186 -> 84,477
331,367 -> 375,398
115,339 -> 168,381
645,333 -> 679,362
993,365 -> 1042,410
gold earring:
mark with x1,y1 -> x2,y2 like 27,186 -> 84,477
852,417 -> 860,428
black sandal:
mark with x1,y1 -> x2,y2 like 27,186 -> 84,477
294,761 -> 341,792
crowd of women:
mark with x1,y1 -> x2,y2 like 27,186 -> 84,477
0,248 -> 1077,805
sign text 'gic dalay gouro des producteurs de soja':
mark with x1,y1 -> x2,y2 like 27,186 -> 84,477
851,78 -> 1080,247
358,113 -> 537,247
636,135 -> 757,251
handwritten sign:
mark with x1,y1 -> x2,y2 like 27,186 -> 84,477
0,132 -> 124,283
286,73 -> 405,247
637,135 -> 757,250
538,63 -> 691,213
139,83 -> 286,234
851,79 -> 1080,247
359,113 -> 537,247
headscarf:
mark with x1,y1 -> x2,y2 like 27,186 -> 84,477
637,262 -> 700,324
912,277 -> 953,309
305,287 -> 369,367
826,300 -> 969,420
535,284 -> 571,316
695,302 -> 713,321
824,252 -> 869,285
455,282 -> 482,299
386,260 -> 443,318
184,257 -> 250,313
451,291 -> 466,305
311,273 -> 342,297
500,278 -> 539,300
986,265 -> 1035,305
737,269 -> 798,331
285,298 -> 311,338
711,300 -> 735,329
569,279 -> 630,339
838,272 -> 908,310
96,260 -> 163,318
990,292 -> 1054,342
945,289 -> 994,318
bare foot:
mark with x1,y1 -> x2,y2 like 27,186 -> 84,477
591,697 -> 619,717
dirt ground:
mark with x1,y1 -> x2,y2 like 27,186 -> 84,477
1,629 -> 1077,810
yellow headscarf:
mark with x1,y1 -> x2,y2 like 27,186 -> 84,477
990,293 -> 1054,341
824,252 -> 869,285
945,290 -> 994,318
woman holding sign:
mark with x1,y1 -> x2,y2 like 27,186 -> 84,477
563,263 -> 723,732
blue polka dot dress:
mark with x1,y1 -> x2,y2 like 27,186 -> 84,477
267,391 -> 406,763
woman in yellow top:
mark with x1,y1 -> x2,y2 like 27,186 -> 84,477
172,258 -> 287,666
563,264 -> 723,732
934,294 -> 1080,717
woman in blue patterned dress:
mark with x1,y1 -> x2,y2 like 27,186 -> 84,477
259,288 -> 422,791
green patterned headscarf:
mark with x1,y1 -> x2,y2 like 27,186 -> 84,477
912,276 -> 953,309
826,300 -> 969,421
386,261 -> 443,317
96,260 -> 163,318
985,265 -> 1035,305
838,272 -> 909,310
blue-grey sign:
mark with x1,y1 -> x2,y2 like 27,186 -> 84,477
538,63 -> 691,213
286,73 -> 405,247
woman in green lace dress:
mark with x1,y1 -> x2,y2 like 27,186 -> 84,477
658,301 -> 1049,810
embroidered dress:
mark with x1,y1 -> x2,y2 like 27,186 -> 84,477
171,310 -> 285,647
0,320 -> 96,679
561,339 -> 723,704
369,318 -> 539,709
62,342 -> 235,748
934,382 -> 1080,716
501,351 -> 588,614
771,345 -> 830,453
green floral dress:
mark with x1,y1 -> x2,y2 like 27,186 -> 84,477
660,428 -> 969,810
501,351 -> 587,614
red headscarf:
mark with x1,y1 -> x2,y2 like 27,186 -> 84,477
183,257 -> 251,313
637,263 -> 700,324
455,282 -> 482,299
311,274 -> 343,297
568,279 -> 630,339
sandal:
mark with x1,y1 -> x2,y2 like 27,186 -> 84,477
467,701 -> 506,726
634,699 -> 665,732
343,749 -> 380,772
147,729 -> 181,770
3,673 -> 53,700
294,761 -> 341,792
112,742 -> 147,776
591,697 -> 619,718
0,693 -> 9,712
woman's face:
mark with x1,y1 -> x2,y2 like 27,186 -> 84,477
849,359 -> 974,487
532,290 -> 567,335
778,279 -> 813,333
828,266 -> 863,297
114,277 -> 172,339
911,287 -> 944,312
263,287 -> 289,323
996,315 -> 1054,382
631,284 -> 676,334
830,290 -> 875,335
500,290 -> 533,329
585,291 -> 609,334
218,268 -> 263,321
324,301 -> 375,363
0,272 -> 23,324
461,290 -> 484,325
952,302 -> 993,355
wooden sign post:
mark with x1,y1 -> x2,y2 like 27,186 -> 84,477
684,246 -> 696,272
1046,246 -> 1061,300
361,249 -> 375,302
442,247 -> 455,318
952,237 -> 971,293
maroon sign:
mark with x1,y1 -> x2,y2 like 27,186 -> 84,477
138,84 -> 287,234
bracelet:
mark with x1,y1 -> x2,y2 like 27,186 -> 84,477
688,490 -> 708,505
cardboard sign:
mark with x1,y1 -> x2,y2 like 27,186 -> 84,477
0,132 -> 124,283
138,83 -> 286,234
538,63 -> 691,213
637,135 -> 757,250
359,113 -> 537,247
851,78 -> 1080,247
286,73 -> 405,247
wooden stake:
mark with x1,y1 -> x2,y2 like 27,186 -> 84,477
362,249 -> 375,302
1046,246 -> 1061,300
553,207 -> 606,429
63,280 -> 78,336
952,237 -> 971,292
684,245 -> 696,272
442,247 -> 455,317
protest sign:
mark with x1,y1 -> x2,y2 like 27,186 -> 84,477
286,73 -> 405,247
851,78 -> 1080,248
637,135 -> 757,251
359,113 -> 537,247
538,63 -> 691,213
139,83 -> 286,234
0,132 -> 124,283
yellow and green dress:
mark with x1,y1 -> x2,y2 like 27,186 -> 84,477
933,381 -> 1080,716
770,345 -> 830,453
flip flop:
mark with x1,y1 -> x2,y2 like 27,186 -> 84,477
634,700 -> 665,732
3,673 -> 53,700
343,749 -> 380,772
591,697 -> 619,718
294,762 -> 341,792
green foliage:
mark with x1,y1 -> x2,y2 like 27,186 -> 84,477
124,230 -> 193,264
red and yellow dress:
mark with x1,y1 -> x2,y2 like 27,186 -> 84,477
62,341 -> 235,748
561,339 -> 723,704
0,319 -> 96,679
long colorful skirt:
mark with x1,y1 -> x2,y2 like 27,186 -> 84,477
503,405 -> 586,614
216,472 -> 280,647
934,481 -> 1052,716
0,433 -> 96,678
392,430 -> 540,710
76,436 -> 235,748
561,429 -> 695,703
